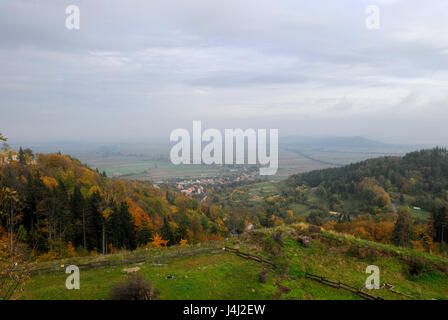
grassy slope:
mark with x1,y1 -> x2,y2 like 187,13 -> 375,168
23,225 -> 448,300
25,253 -> 278,300
282,236 -> 448,300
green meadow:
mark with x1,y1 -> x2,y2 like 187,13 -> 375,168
23,225 -> 448,300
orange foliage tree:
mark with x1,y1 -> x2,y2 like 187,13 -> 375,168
150,233 -> 168,248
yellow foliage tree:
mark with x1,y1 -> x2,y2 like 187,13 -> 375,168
151,233 -> 168,248
41,176 -> 58,191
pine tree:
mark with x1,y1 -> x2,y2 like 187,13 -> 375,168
432,207 -> 448,243
18,147 -> 26,165
161,215 -> 175,245
392,207 -> 414,247
136,219 -> 152,246
70,185 -> 85,249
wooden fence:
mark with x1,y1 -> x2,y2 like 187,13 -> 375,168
305,273 -> 383,300
224,247 -> 276,269
10,245 -> 275,276
381,283 -> 417,299
12,247 -> 225,276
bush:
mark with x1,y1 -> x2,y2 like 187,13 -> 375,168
258,232 -> 290,274
407,258 -> 430,277
258,269 -> 267,283
110,275 -> 157,300
262,235 -> 282,257
308,225 -> 322,233
272,231 -> 284,247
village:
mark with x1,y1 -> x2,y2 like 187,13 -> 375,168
172,166 -> 259,199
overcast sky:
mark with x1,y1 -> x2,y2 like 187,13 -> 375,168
1,0 -> 448,145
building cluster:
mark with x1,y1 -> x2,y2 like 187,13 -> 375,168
179,184 -> 205,196
0,149 -> 37,166
0,150 -> 18,165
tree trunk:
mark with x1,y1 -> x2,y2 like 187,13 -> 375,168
59,218 -> 62,255
49,198 -> 55,252
9,199 -> 14,261
82,208 -> 87,250
47,219 -> 52,251
102,221 -> 105,255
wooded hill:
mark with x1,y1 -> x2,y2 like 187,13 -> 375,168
286,148 -> 448,245
288,148 -> 448,209
0,152 -> 230,261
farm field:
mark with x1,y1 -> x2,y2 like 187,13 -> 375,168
219,181 -> 327,218
408,207 -> 432,221
282,147 -> 410,166
76,149 -> 332,180
71,139 -> 417,181
77,154 -> 229,180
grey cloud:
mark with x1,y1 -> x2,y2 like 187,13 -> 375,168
0,0 -> 448,144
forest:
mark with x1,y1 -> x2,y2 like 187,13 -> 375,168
285,148 -> 448,252
0,145 -> 232,262
287,148 -> 448,211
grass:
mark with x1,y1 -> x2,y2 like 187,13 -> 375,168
24,252 -> 278,300
21,225 -> 448,300
288,203 -> 312,217
282,236 -> 448,300
409,207 -> 431,221
244,181 -> 279,200
233,225 -> 448,300
98,161 -> 227,180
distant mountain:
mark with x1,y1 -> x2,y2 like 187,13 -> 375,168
279,136 -> 408,149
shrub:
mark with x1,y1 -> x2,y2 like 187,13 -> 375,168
272,231 -> 284,247
110,275 -> 157,300
248,230 -> 266,245
262,235 -> 282,257
258,269 -> 267,283
0,263 -> 29,300
407,258 -> 429,277
308,225 -> 322,233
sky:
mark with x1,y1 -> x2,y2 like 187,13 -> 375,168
1,0 -> 448,145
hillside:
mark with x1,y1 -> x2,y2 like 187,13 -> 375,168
0,152 -> 231,262
22,224 -> 448,300
285,148 -> 448,219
